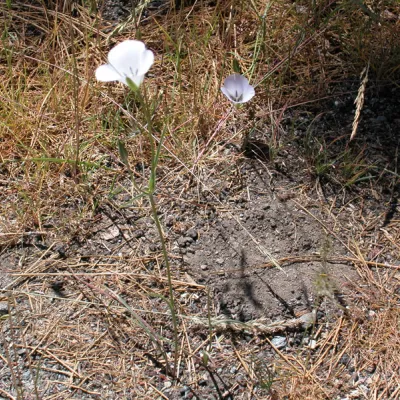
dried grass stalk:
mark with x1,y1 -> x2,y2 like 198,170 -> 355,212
191,311 -> 316,334
350,63 -> 369,141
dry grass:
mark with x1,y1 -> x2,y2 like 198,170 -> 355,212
1,0 -> 399,398
350,63 -> 369,141
272,265 -> 400,399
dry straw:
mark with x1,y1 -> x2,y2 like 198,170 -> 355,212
350,62 -> 369,141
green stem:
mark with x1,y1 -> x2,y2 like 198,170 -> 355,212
141,86 -> 157,193
148,192 -> 179,376
127,80 -> 179,377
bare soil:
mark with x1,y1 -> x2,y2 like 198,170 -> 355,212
1,80 -> 399,398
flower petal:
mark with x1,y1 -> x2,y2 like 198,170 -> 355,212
108,40 -> 146,78
221,74 -> 255,103
95,64 -> 122,82
223,74 -> 246,95
240,86 -> 255,103
221,86 -> 238,103
137,48 -> 155,76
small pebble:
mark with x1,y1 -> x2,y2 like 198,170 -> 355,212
54,243 -> 67,257
180,385 -> 189,396
17,348 -> 26,356
0,302 -> 8,316
149,243 -> 160,252
186,229 -> 198,240
271,336 -> 287,349
165,216 -> 174,227
177,237 -> 187,247
177,236 -> 193,247
133,230 -> 145,239
300,311 -> 316,327
184,236 -> 193,244
236,374 -> 246,386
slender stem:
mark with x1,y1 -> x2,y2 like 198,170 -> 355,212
148,192 -> 179,376
127,81 -> 179,377
141,86 -> 157,193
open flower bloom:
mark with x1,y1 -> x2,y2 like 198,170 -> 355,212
95,40 -> 154,87
221,74 -> 255,104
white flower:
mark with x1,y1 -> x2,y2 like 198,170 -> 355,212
221,74 -> 255,104
95,40 -> 154,87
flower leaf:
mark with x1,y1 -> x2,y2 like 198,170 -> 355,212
118,140 -> 129,167
126,77 -> 140,92
233,59 -> 241,74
